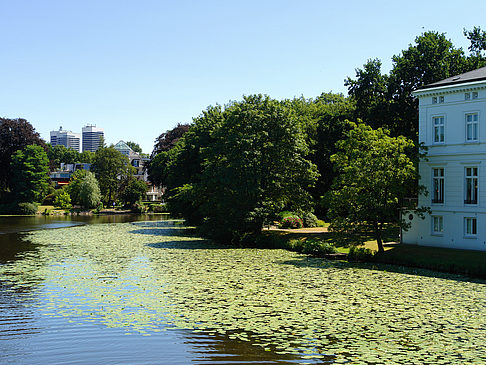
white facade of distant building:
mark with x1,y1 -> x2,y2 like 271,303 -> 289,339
82,125 -> 104,152
50,127 -> 81,152
403,69 -> 486,251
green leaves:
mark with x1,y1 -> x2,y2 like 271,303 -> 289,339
10,144 -> 50,203
328,122 -> 422,251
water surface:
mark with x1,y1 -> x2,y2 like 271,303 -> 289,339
1,216 -> 485,364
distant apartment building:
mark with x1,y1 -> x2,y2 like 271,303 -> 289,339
82,125 -> 104,152
50,127 -> 81,152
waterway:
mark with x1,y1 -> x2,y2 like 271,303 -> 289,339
0,215 -> 485,364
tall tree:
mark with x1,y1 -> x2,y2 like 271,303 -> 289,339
0,118 -> 45,191
151,123 -> 191,157
328,122 -> 424,252
47,144 -> 80,168
10,145 -> 50,203
170,95 -> 318,241
345,59 -> 389,130
91,147 -> 133,204
78,172 -> 102,209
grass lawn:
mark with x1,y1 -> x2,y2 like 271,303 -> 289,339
264,224 -> 486,278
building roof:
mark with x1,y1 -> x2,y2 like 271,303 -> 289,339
420,66 -> 486,90
114,140 -> 131,151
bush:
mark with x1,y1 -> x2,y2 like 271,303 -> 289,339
15,202 -> 38,215
147,203 -> 167,213
348,246 -> 375,261
42,192 -> 56,205
302,212 -> 318,228
53,190 -> 72,209
280,215 -> 303,229
316,219 -> 327,227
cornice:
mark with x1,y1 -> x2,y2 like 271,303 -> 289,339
412,80 -> 486,98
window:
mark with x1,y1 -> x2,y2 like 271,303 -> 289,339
464,217 -> 477,236
439,96 -> 444,103
465,92 -> 471,100
465,167 -> 478,204
433,116 -> 445,143
432,216 -> 443,234
432,168 -> 444,204
432,97 -> 437,104
473,91 -> 478,99
465,113 -> 479,142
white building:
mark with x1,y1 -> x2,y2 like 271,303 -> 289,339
50,127 -> 81,152
403,66 -> 486,251
82,124 -> 104,152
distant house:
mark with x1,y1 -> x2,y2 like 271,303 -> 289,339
113,141 -> 163,201
50,163 -> 91,188
403,66 -> 486,251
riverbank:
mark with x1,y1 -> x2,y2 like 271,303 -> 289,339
258,228 -> 486,279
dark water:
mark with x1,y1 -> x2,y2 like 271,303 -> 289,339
0,215 -> 313,364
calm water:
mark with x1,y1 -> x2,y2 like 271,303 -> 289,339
0,215 -> 309,364
1,215 -> 486,364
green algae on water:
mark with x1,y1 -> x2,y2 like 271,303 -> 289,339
1,220 -> 486,364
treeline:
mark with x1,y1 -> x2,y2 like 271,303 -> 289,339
147,29 -> 486,245
0,118 -> 148,214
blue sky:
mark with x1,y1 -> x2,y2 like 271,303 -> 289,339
1,0 -> 485,153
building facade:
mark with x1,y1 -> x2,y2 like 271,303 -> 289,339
82,125 -> 104,152
50,127 -> 81,152
403,66 -> 486,251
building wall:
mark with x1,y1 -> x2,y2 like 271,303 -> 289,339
50,129 -> 81,152
82,125 -> 104,152
403,82 -> 486,250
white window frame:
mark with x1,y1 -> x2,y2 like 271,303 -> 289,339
465,92 -> 471,100
464,167 -> 479,205
431,216 -> 444,235
432,97 -> 437,104
473,91 -> 478,99
432,167 -> 444,204
433,116 -> 445,144
439,96 -> 444,103
464,217 -> 477,237
465,112 -> 479,142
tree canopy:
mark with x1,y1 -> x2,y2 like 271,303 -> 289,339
327,122 -> 423,252
0,118 -> 45,191
91,147 -> 133,204
10,144 -> 50,203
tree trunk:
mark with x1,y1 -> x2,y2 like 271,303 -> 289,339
374,221 -> 384,253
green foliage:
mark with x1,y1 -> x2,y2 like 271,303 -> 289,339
15,202 -> 38,215
47,144 -> 80,168
10,145 -> 50,203
120,178 -> 148,206
53,190 -> 72,209
288,238 -> 337,256
91,147 -> 133,204
79,150 -> 95,164
67,169 -> 89,205
0,118 -> 45,191
328,122 -> 424,252
78,172 -> 102,209
126,141 -> 142,154
147,203 -> 167,213
348,246 -> 375,261
280,215 -> 303,229
166,95 -> 318,241
302,212 -> 318,228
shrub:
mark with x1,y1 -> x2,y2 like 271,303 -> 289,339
15,202 -> 38,215
316,219 -> 327,227
148,203 -> 167,213
348,246 -> 375,261
53,190 -> 72,209
280,215 -> 303,229
302,212 -> 318,228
